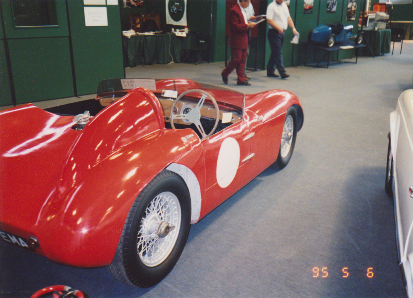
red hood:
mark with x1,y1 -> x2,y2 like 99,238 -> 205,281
0,104 -> 79,236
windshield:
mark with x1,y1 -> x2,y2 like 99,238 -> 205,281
96,78 -> 244,111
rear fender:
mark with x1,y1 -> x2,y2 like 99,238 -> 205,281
36,130 -> 201,267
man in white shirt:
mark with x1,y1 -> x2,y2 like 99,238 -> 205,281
266,0 -> 297,79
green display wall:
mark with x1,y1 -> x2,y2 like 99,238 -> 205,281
0,41 -> 13,106
0,12 -> 13,106
392,4 -> 413,20
0,0 -> 125,106
8,38 -> 74,104
291,0 -> 360,66
67,1 -> 124,96
0,0 -> 74,105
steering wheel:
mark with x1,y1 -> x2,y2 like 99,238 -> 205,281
170,89 -> 220,139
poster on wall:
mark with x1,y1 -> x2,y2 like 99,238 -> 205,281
380,0 -> 412,4
304,0 -> 314,13
84,7 -> 108,26
326,0 -> 337,12
347,0 -> 357,21
166,0 -> 187,26
124,0 -> 144,8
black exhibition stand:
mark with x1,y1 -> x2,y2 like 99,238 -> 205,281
301,40 -> 367,68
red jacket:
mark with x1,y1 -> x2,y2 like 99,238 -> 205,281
228,4 -> 249,50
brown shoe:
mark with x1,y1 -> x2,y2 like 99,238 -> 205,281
237,81 -> 251,86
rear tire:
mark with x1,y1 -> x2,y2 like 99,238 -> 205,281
108,170 -> 191,288
272,107 -> 297,170
385,133 -> 394,197
356,32 -> 363,45
308,29 -> 314,42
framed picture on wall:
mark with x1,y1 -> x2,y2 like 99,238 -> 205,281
124,0 -> 144,8
327,0 -> 337,12
304,0 -> 313,14
347,0 -> 357,21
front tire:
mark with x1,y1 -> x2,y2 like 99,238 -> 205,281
108,170 -> 191,288
308,29 -> 313,42
385,133 -> 394,197
326,34 -> 335,47
272,107 -> 297,169
356,32 -> 363,45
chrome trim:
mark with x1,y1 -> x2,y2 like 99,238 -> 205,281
242,153 -> 255,162
243,132 -> 255,141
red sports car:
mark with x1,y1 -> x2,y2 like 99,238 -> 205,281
0,78 -> 304,287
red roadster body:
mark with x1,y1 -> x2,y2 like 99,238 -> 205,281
0,78 -> 303,287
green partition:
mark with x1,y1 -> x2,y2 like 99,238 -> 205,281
393,4 -> 413,20
67,1 -> 124,96
319,0 -> 343,61
8,38 -> 74,104
293,0 -> 321,66
212,0 -> 226,62
0,40 -> 13,106
1,0 -> 74,104
0,11 -> 13,106
338,0 -> 361,60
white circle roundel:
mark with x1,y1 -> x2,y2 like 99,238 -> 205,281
216,137 -> 240,188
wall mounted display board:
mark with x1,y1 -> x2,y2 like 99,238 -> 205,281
66,0 -> 124,96
293,0 -> 320,66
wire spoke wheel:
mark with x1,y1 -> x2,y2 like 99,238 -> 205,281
280,115 -> 294,158
138,191 -> 181,267
108,171 -> 191,288
271,107 -> 298,170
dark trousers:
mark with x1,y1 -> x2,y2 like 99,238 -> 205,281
222,47 -> 247,84
267,29 -> 286,76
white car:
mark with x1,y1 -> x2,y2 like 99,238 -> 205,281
385,89 -> 413,297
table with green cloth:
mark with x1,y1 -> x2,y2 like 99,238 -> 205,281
359,29 -> 391,56
391,21 -> 413,40
123,32 -> 198,67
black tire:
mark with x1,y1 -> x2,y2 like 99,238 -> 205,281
272,107 -> 297,170
326,34 -> 335,47
385,133 -> 394,197
308,29 -> 313,42
356,32 -> 363,45
108,170 -> 191,288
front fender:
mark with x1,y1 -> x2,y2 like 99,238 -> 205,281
245,90 -> 303,129
36,129 -> 201,267
311,25 -> 332,42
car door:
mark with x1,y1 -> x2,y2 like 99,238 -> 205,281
396,104 -> 413,263
200,120 -> 254,216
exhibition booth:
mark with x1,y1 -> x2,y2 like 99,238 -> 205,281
2,1 -> 413,297
0,0 -> 411,106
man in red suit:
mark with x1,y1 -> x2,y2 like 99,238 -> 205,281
222,0 -> 257,86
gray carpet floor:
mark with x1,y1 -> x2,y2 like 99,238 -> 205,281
1,41 -> 412,297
